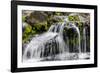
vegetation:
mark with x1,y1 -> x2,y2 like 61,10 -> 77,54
22,11 -> 90,52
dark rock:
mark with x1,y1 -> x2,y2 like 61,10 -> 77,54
25,11 -> 48,26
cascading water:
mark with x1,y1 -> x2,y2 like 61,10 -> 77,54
23,22 -> 68,61
83,27 -> 86,53
23,32 -> 58,59
23,20 -> 89,62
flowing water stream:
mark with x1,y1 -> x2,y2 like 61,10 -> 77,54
23,21 -> 90,62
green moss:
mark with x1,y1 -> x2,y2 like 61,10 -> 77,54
22,16 -> 26,22
22,11 -> 90,46
68,15 -> 80,21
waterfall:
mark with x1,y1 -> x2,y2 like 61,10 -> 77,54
83,27 -> 86,53
73,24 -> 81,53
23,22 -> 68,61
48,25 -> 55,32
23,21 -> 84,62
23,32 -> 58,60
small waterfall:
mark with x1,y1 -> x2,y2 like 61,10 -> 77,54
23,20 -> 88,62
23,22 -> 68,61
74,25 -> 81,53
58,23 -> 67,53
83,27 -> 86,53
48,22 -> 68,54
23,32 -> 58,60
48,25 -> 55,32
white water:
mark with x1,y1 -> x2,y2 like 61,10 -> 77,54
23,21 -> 89,62
23,32 -> 58,59
23,22 -> 68,60
83,27 -> 86,53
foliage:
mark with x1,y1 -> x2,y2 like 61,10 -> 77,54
22,16 -> 26,22
22,24 -> 32,43
68,15 -> 80,21
22,11 -> 90,48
